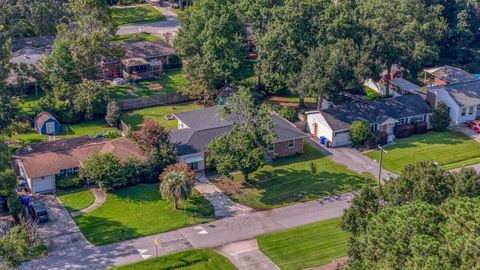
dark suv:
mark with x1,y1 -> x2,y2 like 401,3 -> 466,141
28,202 -> 49,223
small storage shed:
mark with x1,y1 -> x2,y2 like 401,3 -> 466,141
35,112 -> 61,135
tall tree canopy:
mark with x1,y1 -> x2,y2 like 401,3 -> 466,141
357,0 -> 446,95
175,0 -> 245,101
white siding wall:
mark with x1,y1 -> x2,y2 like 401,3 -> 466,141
457,105 -> 478,123
430,88 -> 463,124
306,113 -> 334,142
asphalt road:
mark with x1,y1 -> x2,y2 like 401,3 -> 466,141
116,5 -> 180,36
22,192 -> 355,270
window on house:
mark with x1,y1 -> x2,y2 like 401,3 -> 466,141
369,124 -> 377,132
414,115 -> 424,122
268,144 -> 275,152
398,118 -> 406,125
469,106 -> 474,115
288,140 -> 295,148
462,107 -> 467,116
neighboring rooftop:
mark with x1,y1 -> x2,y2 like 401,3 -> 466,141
17,137 -> 146,179
121,40 -> 175,59
424,65 -> 477,84
390,78 -> 421,93
12,36 -> 54,51
428,79 -> 480,107
34,112 -> 58,129
170,106 -> 306,156
317,94 -> 432,131
10,47 -> 51,66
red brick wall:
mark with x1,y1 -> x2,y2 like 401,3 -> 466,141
433,77 -> 447,86
274,138 -> 304,157
426,91 -> 437,108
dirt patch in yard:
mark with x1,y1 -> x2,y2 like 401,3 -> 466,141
213,176 -> 245,197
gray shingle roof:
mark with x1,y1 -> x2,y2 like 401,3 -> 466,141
320,94 -> 432,130
429,79 -> 480,107
390,78 -> 421,92
170,107 -> 306,156
121,40 -> 175,59
424,65 -> 477,84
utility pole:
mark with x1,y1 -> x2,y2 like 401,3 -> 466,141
377,145 -> 387,186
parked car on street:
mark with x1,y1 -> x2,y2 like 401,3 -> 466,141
465,120 -> 480,133
28,201 -> 49,223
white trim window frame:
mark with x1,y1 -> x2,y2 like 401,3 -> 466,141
462,107 -> 467,116
288,140 -> 295,149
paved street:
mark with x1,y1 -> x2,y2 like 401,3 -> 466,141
21,192 -> 355,270
116,4 -> 180,36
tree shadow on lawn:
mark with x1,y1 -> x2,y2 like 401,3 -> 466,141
250,168 -> 367,206
74,215 -> 142,246
383,131 -> 472,150
121,113 -> 145,130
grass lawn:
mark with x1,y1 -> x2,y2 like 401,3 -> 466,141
74,184 -> 214,246
112,32 -> 160,43
121,102 -> 202,130
366,131 -> 480,173
57,189 -> 95,213
111,249 -> 237,270
215,142 -> 371,210
363,86 -> 382,101
109,70 -> 186,100
257,218 -> 349,270
11,119 -> 119,145
110,6 -> 166,26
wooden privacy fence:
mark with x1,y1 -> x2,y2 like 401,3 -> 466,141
116,93 -> 190,111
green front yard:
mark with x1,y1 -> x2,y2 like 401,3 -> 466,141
74,184 -> 214,246
257,218 -> 349,270
215,142 -> 371,210
11,119 -> 118,145
366,131 -> 480,173
109,70 -> 186,100
57,189 -> 95,213
111,249 -> 237,270
121,102 -> 202,130
110,6 -> 166,26
113,32 -> 160,43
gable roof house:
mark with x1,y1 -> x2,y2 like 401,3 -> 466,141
424,66 -> 477,86
34,112 -> 61,135
427,79 -> 480,124
169,106 -> 307,171
15,137 -> 146,194
101,40 -> 176,80
306,95 -> 433,147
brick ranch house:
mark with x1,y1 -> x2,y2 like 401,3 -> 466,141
15,137 -> 146,194
169,106 -> 307,171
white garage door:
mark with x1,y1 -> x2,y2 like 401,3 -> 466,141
332,131 -> 351,147
32,176 -> 55,194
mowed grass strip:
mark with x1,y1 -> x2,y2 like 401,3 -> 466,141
121,102 -> 202,130
110,6 -> 166,26
110,249 -> 237,270
109,69 -> 186,100
57,189 -> 95,213
257,218 -> 349,270
220,142 -> 370,210
74,184 -> 214,246
365,131 -> 480,173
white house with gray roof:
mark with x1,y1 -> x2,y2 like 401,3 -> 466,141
426,79 -> 480,124
306,95 -> 432,147
169,106 -> 307,171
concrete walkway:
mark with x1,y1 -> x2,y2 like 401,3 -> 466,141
21,191 -> 354,270
194,175 -> 253,218
307,137 -> 396,183
216,239 -> 280,270
117,3 -> 180,36
71,188 -> 106,218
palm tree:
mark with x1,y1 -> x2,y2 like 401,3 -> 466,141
160,171 -> 192,210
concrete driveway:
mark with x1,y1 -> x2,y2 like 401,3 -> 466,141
32,194 -> 90,252
449,124 -> 480,143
